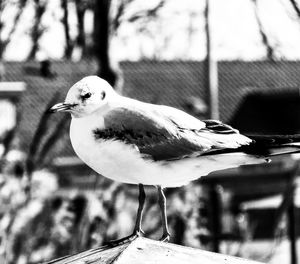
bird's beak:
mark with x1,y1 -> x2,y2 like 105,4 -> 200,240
48,103 -> 75,113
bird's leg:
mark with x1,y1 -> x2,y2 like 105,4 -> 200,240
105,184 -> 146,247
157,186 -> 171,242
132,183 -> 146,235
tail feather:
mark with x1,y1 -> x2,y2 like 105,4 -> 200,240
245,134 -> 300,157
246,134 -> 300,145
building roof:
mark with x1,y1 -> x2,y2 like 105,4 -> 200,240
2,60 -> 300,161
121,60 -> 300,123
46,237 -> 261,264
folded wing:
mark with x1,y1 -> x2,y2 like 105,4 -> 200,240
93,105 -> 252,161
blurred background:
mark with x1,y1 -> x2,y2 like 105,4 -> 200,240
1,0 -> 300,263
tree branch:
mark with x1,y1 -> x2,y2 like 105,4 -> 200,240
111,0 -> 126,32
251,0 -> 275,60
93,0 -> 117,86
61,0 -> 73,59
289,0 -> 300,17
127,0 -> 165,23
27,0 -> 47,60
74,0 -> 86,55
0,0 -> 28,58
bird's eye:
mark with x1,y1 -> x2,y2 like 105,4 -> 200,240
81,92 -> 92,100
101,91 -> 106,100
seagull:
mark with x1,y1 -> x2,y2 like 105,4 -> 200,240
49,75 -> 300,244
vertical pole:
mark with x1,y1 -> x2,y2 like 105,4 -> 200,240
288,194 -> 297,264
209,184 -> 221,252
205,0 -> 219,120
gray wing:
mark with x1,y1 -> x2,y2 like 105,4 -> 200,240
93,107 -> 252,161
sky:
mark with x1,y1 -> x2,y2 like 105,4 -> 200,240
3,0 -> 300,61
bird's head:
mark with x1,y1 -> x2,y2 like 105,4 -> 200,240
49,76 -> 117,118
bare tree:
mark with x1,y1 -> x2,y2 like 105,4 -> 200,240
93,0 -> 117,86
110,0 -> 165,34
126,0 -> 164,24
27,0 -> 47,60
55,0 -> 166,86
111,0 -> 132,33
61,0 -> 90,59
61,0 -> 73,59
251,0 -> 275,60
0,0 -> 28,59
289,0 -> 300,17
74,0 -> 87,56
93,0 -> 165,87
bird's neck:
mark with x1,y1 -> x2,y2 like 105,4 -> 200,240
71,110 -> 105,132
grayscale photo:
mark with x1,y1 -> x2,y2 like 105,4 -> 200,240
0,1 -> 300,264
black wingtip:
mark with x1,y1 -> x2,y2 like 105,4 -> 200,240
47,107 -> 56,114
